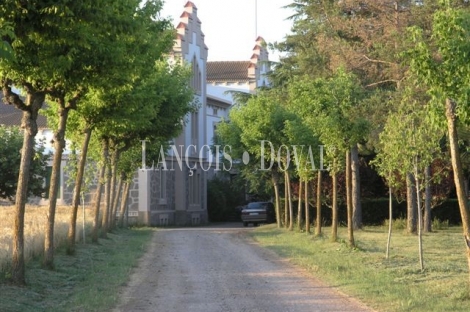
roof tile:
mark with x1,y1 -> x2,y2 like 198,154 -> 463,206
207,61 -> 251,83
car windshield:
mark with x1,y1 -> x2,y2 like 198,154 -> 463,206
246,202 -> 268,209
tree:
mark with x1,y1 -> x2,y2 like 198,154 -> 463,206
284,115 -> 321,233
406,3 -> 470,279
274,1 -> 453,232
289,69 -> 368,245
373,84 -> 445,269
1,81 -> 46,284
62,142 -> 96,245
217,90 -> 298,229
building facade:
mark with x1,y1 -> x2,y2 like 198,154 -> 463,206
132,1 -> 209,226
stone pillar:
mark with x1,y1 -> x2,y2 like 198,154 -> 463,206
138,169 -> 151,225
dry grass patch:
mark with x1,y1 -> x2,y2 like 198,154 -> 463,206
0,205 -> 94,274
0,228 -> 154,312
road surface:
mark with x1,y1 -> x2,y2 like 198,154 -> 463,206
112,223 -> 375,312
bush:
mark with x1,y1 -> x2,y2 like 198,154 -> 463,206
383,217 -> 407,230
0,126 -> 50,202
360,198 -> 461,226
432,218 -> 449,230
207,177 -> 245,222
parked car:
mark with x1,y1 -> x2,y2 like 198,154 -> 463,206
241,201 -> 275,227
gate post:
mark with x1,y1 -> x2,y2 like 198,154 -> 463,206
138,169 -> 151,225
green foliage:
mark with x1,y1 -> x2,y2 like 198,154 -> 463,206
229,89 -> 296,160
283,116 -> 321,180
216,89 -> 298,195
214,118 -> 274,196
0,22 -> 14,61
0,126 -> 49,201
207,176 -> 246,222
372,83 -> 445,189
37,0 -> 193,184
406,4 -> 470,123
88,60 -> 195,177
289,69 -> 369,172
207,178 -> 228,222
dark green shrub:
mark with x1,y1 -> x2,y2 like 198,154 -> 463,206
207,177 -> 245,222
0,126 -> 50,202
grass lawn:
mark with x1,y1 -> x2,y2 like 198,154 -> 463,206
248,224 -> 470,312
0,228 -> 154,312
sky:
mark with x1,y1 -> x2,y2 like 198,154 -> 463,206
160,0 -> 295,62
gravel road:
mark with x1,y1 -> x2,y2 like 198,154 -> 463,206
112,223 -> 375,312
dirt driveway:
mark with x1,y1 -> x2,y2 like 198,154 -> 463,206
112,223 -> 375,312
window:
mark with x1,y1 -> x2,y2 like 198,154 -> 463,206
212,107 -> 218,116
189,172 -> 200,205
191,55 -> 201,94
191,112 -> 198,148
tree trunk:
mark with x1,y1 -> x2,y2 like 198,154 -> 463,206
415,162 -> 424,271
272,171 -> 281,228
44,104 -> 69,269
386,186 -> 393,259
445,98 -> 470,282
66,127 -> 92,255
287,171 -> 294,231
297,179 -> 303,231
11,126 -> 34,285
101,139 -> 111,237
118,182 -> 131,227
464,178 -> 469,198
111,176 -> 123,230
7,89 -> 45,285
346,150 -> 355,248
305,180 -> 310,234
91,162 -> 106,243
351,144 -> 362,229
284,173 -> 288,228
315,170 -> 322,236
424,166 -> 432,233
331,170 -> 338,242
108,149 -> 118,229
406,172 -> 417,234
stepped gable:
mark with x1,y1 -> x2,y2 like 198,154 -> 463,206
249,36 -> 269,65
248,36 -> 269,80
173,1 -> 208,60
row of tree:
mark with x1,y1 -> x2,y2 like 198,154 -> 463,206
216,0 -> 470,278
0,0 -> 195,286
